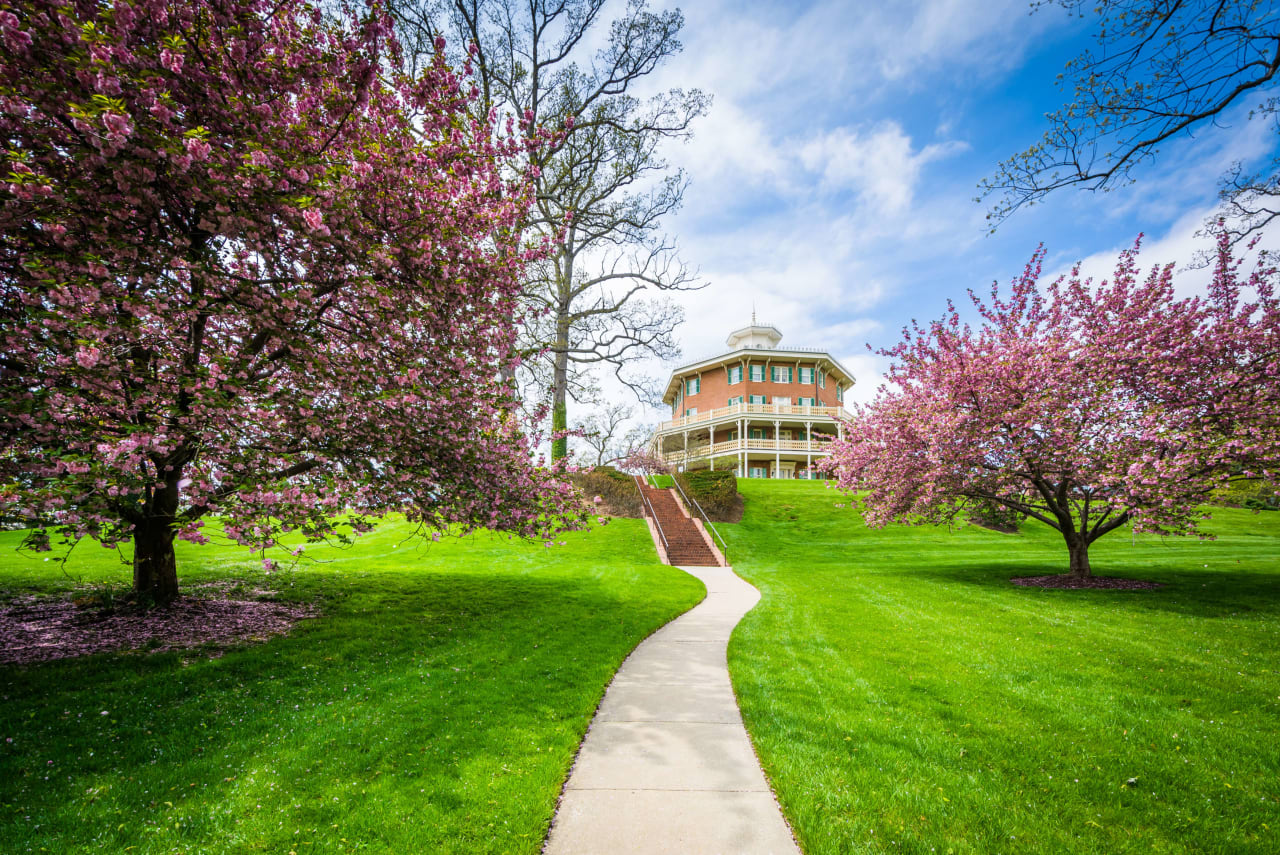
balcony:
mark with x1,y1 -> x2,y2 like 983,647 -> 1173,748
657,402 -> 851,433
659,436 -> 834,466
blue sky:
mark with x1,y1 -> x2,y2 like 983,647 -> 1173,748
617,0 -> 1279,416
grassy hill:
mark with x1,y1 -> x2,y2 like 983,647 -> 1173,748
0,519 -> 702,854
724,480 -> 1280,855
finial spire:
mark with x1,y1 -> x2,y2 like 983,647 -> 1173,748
752,304 -> 756,325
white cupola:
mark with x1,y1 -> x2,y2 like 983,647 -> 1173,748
724,322 -> 783,350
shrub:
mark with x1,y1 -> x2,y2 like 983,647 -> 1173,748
1211,480 -> 1279,510
571,467 -> 643,518
675,470 -> 743,523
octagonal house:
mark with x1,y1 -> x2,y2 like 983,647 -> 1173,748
653,323 -> 855,478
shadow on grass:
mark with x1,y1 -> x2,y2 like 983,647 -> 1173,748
0,569 -> 673,854
901,559 -> 1280,618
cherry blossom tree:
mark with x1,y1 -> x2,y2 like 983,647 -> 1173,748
821,237 -> 1280,579
0,0 -> 586,603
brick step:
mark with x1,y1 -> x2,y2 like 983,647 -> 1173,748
638,484 -> 719,566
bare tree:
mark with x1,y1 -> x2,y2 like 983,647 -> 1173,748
574,402 -> 653,467
981,0 -> 1280,246
389,0 -> 709,458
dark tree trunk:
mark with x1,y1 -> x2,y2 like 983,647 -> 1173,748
133,520 -> 179,604
1067,538 -> 1092,578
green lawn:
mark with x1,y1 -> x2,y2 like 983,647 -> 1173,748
0,519 -> 703,854
725,480 -> 1280,855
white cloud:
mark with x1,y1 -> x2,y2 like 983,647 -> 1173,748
836,352 -> 892,405
1051,204 -> 1280,299
673,99 -> 791,193
877,0 -> 1048,81
799,123 -> 968,212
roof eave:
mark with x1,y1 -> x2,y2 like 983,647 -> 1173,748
661,347 -> 859,404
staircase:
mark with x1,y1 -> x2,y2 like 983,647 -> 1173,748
637,481 -> 721,566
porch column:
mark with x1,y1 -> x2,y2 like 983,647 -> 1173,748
709,424 -> 715,471
682,430 -> 688,473
774,419 -> 781,478
806,420 -> 812,478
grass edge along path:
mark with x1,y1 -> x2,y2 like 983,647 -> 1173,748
724,479 -> 1280,855
0,517 -> 703,854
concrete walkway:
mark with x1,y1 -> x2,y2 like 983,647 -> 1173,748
544,565 -> 800,855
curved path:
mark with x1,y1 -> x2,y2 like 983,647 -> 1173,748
544,565 -> 800,855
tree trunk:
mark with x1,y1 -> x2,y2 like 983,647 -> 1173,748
550,307 -> 570,461
1067,538 -> 1092,578
133,520 -> 180,604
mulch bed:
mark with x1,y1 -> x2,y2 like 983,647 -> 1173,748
0,585 -> 317,665
1011,574 -> 1164,590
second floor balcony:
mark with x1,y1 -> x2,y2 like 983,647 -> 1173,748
657,402 -> 852,433
659,436 -> 835,466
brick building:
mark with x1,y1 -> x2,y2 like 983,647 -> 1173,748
652,322 -> 855,478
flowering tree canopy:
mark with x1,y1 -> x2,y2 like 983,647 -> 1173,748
821,238 -> 1280,578
0,0 -> 585,603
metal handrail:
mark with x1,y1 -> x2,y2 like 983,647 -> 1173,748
669,474 -> 729,565
633,475 -> 669,556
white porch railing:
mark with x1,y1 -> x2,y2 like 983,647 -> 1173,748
658,402 -> 851,432
661,437 -> 833,466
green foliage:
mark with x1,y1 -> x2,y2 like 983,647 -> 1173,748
675,470 -> 742,523
964,496 -> 1025,532
570,467 -> 642,518
1211,479 -> 1279,511
0,519 -> 701,853
725,480 -> 1280,854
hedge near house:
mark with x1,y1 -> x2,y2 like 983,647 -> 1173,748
675,470 -> 742,523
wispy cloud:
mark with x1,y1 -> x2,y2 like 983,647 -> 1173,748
586,0 -> 1279,432
799,123 -> 969,212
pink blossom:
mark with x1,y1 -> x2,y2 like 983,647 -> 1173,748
74,347 -> 100,369
0,0 -> 587,603
101,112 -> 132,142
160,48 -> 184,74
184,137 -> 211,161
823,237 -> 1280,577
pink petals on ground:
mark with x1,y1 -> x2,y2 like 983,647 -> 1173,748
0,589 -> 316,665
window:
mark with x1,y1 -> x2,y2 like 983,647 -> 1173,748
773,396 -> 791,406
686,376 -> 700,395
748,394 -> 766,405
728,365 -> 743,385
771,365 -> 793,383
750,428 -> 766,439
685,407 -> 697,416
727,395 -> 743,406
779,429 -> 793,440
818,369 -> 826,388
749,466 -> 767,479
749,364 -> 764,382
799,366 -> 814,384
836,384 -> 844,403
727,430 -> 739,440
797,396 -> 817,407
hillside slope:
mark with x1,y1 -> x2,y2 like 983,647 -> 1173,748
725,480 -> 1280,855
0,519 -> 702,854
